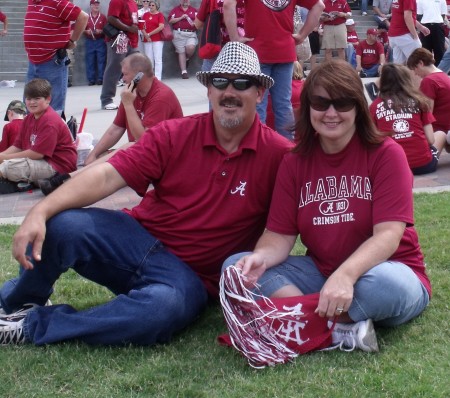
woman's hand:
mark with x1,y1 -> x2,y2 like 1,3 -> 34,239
234,253 -> 267,289
316,270 -> 355,318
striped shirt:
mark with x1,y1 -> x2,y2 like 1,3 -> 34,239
24,0 -> 81,64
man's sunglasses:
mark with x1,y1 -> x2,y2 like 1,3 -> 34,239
211,77 -> 257,91
309,96 -> 356,112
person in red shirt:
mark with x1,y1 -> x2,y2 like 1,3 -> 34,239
194,0 -> 246,73
0,79 -> 77,194
370,63 -> 447,174
0,101 -> 26,153
84,0 -> 107,86
140,0 -> 165,81
38,52 -> 183,195
345,18 -> 359,68
24,1 -> 88,115
356,28 -> 385,77
387,0 -> 429,64
407,48 -> 450,136
0,43 -> 292,346
0,10 -> 8,36
100,0 -> 139,110
168,0 -> 198,79
223,0 -> 324,141
320,0 -> 352,61
225,60 -> 431,353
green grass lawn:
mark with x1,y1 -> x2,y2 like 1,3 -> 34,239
0,193 -> 449,398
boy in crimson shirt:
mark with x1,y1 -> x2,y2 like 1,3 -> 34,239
0,101 -> 26,153
0,79 -> 76,191
356,28 -> 385,77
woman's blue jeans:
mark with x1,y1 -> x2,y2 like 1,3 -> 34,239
0,209 -> 208,346
223,252 -> 429,327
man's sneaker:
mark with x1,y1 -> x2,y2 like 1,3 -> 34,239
0,178 -> 19,195
116,78 -> 125,87
331,319 -> 379,352
0,311 -> 27,345
38,173 -> 71,196
0,300 -> 52,315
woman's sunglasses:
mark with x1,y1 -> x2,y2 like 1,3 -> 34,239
309,96 -> 355,112
210,77 -> 257,91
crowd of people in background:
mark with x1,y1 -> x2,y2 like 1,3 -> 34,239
0,0 -> 449,358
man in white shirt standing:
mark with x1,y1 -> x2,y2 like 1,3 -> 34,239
417,0 -> 448,66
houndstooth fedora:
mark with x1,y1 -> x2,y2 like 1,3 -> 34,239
196,42 -> 274,89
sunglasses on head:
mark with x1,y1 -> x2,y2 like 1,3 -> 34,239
309,96 -> 356,112
210,77 -> 258,91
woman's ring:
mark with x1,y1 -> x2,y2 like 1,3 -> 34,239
336,307 -> 344,314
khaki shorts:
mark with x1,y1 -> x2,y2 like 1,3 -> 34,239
172,30 -> 198,53
0,158 -> 56,183
321,24 -> 347,50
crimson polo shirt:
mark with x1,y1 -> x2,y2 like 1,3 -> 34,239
24,0 -> 82,64
108,112 -> 292,297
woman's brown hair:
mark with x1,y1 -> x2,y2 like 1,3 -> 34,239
292,59 -> 381,155
378,63 -> 431,113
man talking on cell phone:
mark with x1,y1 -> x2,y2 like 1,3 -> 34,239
38,52 -> 183,195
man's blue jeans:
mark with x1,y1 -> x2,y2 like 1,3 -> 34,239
258,62 -> 295,141
0,209 -> 208,345
361,64 -> 380,77
85,39 -> 106,83
27,55 -> 68,114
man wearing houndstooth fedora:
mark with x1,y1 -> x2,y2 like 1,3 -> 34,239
0,42 -> 292,347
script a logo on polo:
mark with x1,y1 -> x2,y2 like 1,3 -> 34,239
231,181 -> 246,196
262,0 -> 291,12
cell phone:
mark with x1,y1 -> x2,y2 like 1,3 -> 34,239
130,72 -> 144,92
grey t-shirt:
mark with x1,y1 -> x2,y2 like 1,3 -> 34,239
372,0 -> 393,15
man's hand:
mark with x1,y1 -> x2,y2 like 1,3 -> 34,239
12,210 -> 47,270
121,82 -> 137,106
128,25 -> 138,34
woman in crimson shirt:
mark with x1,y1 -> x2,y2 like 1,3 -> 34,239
370,63 -> 447,175
225,60 -> 430,352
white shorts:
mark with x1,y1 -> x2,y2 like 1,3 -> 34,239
172,30 -> 198,53
389,33 -> 421,64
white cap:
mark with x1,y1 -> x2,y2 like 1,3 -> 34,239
346,19 -> 355,26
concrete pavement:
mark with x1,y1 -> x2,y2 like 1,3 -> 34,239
0,77 -> 449,225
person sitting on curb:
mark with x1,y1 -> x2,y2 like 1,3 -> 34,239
345,18 -> 359,68
38,52 -> 183,195
356,28 -> 385,78
0,79 -> 77,195
0,42 -> 292,347
0,101 -> 26,152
